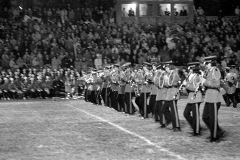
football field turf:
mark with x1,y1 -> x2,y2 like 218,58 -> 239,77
0,98 -> 240,160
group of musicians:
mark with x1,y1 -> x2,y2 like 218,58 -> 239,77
84,56 -> 240,143
0,68 -> 85,100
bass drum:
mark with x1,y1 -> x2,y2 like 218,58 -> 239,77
220,87 -> 226,96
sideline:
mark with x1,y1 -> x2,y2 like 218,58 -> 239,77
67,104 -> 186,160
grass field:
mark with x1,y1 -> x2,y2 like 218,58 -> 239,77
0,98 -> 240,160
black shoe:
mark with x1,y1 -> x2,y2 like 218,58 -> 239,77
193,133 -> 201,137
209,138 -> 221,143
160,125 -> 166,128
165,121 -> 171,127
173,128 -> 181,132
218,130 -> 226,139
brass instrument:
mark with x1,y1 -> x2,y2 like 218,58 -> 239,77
191,76 -> 204,99
200,69 -> 208,92
130,70 -> 141,97
173,71 -> 191,99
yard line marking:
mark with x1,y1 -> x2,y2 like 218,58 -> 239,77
67,104 -> 186,160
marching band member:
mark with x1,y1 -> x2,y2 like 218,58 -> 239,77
106,66 -> 112,108
139,62 -> 152,119
183,62 -> 203,136
96,70 -> 103,105
101,66 -> 110,107
155,64 -> 168,127
14,75 -> 23,99
0,77 -> 3,100
91,70 -> 98,104
42,75 -> 53,98
117,66 -> 126,112
162,61 -> 182,132
75,73 -> 85,98
202,56 -> 226,142
84,73 -> 90,102
29,76 -> 37,98
122,62 -> 135,115
21,76 -> 30,99
148,62 -> 158,118
69,74 -> 76,99
35,76 -> 44,99
52,74 -> 65,98
8,77 -> 18,99
2,77 -> 10,100
110,64 -> 120,111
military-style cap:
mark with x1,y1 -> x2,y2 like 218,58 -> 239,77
105,65 -> 111,69
121,62 -> 131,68
163,61 -> 175,65
187,62 -> 201,66
187,62 -> 200,70
97,70 -> 103,73
91,69 -> 98,74
114,63 -> 120,67
156,63 -> 163,70
203,56 -> 217,63
135,64 -> 143,69
228,64 -> 237,68
151,62 -> 158,66
143,62 -> 152,67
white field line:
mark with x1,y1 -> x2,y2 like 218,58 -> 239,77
67,104 -> 186,160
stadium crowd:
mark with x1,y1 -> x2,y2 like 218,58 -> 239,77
0,3 -> 240,100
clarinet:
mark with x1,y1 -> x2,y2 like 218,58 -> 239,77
192,82 -> 201,99
173,72 -> 191,99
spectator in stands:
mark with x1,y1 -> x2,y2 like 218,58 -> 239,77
197,7 -> 204,16
180,6 -> 188,16
16,56 -> 27,69
235,6 -> 240,17
52,56 -> 60,70
164,8 -> 170,16
9,57 -> 19,70
158,6 -> 164,16
94,54 -> 102,69
128,8 -> 135,17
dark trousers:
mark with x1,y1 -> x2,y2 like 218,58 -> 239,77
139,92 -> 150,118
162,101 -> 172,126
184,103 -> 201,134
107,88 -> 111,107
90,91 -> 96,104
101,88 -> 107,106
149,95 -> 156,116
117,94 -> 125,112
202,102 -> 223,140
170,100 -> 180,129
124,92 -> 135,114
84,89 -> 88,102
96,90 -> 102,105
110,91 -> 118,110
4,91 -> 17,99
235,88 -> 240,103
223,93 -> 237,108
155,100 -> 166,125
